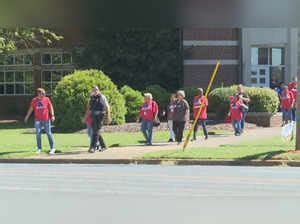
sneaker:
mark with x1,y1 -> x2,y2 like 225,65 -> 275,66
88,148 -> 95,153
36,149 -> 42,154
95,145 -> 100,151
205,136 -> 208,140
49,149 -> 56,155
100,147 -> 108,152
146,143 -> 153,146
168,139 -> 174,142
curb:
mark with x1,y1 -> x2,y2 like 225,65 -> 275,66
0,158 -> 299,167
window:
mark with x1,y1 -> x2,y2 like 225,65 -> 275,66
0,54 -> 33,66
0,71 -> 34,95
41,52 -> 72,65
41,70 -> 71,95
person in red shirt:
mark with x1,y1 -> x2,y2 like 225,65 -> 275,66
229,95 -> 243,136
192,88 -> 208,140
280,85 -> 294,125
288,77 -> 297,122
24,88 -> 55,154
139,93 -> 158,145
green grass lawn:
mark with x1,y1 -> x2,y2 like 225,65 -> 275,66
143,137 -> 299,160
0,121 -> 227,158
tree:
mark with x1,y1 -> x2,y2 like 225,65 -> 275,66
74,28 -> 182,91
0,27 -> 63,54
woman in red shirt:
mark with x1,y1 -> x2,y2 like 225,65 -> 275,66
24,88 -> 55,154
192,88 -> 208,140
280,85 -> 294,125
140,93 -> 158,146
229,95 -> 243,136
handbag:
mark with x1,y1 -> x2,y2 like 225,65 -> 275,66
239,104 -> 249,113
153,118 -> 161,127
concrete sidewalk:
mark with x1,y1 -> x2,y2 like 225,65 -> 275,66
29,127 -> 282,160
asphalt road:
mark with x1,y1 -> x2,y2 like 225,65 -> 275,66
0,164 -> 299,224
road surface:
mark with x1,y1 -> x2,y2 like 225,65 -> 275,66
0,164 -> 299,224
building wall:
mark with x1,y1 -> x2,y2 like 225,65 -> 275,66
183,28 -> 240,88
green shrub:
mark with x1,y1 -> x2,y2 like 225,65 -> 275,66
53,69 -> 126,131
208,86 -> 280,119
144,85 -> 170,111
120,85 -> 144,122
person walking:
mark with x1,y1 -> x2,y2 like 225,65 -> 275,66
229,95 -> 243,136
88,86 -> 111,153
163,94 -> 176,142
235,84 -> 250,133
173,90 -> 190,145
24,88 -> 56,154
280,85 -> 294,125
288,77 -> 297,122
139,93 -> 159,146
192,88 -> 208,141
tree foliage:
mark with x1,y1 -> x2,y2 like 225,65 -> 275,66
0,27 -> 63,54
74,28 -> 182,91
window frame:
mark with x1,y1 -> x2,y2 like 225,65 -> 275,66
41,52 -> 73,65
0,70 -> 35,96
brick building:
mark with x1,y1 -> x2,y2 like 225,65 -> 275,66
0,28 -> 299,119
183,28 -> 298,89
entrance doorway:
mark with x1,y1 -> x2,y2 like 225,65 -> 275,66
250,47 -> 285,88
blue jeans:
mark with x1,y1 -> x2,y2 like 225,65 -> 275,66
291,108 -> 296,122
241,111 -> 247,130
232,120 -> 241,135
282,109 -> 292,122
193,119 -> 208,139
35,120 -> 54,150
141,119 -> 153,144
87,124 -> 99,146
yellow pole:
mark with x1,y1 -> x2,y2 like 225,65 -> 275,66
182,60 -> 221,151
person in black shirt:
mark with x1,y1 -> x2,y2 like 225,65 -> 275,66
88,86 -> 111,153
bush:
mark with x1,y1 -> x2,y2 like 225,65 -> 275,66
208,86 -> 280,119
144,85 -> 170,112
53,69 -> 126,131
120,85 -> 144,122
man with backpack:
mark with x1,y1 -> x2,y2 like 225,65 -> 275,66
88,85 -> 111,153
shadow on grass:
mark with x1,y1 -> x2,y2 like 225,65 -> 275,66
237,150 -> 287,161
0,151 -> 30,157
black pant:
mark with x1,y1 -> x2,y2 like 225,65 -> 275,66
193,119 -> 208,139
173,121 -> 186,143
90,113 -> 106,149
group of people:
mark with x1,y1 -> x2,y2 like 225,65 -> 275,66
24,80 -> 297,154
275,77 -> 298,125
139,85 -> 250,145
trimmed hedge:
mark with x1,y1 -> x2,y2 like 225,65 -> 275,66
208,86 -> 280,118
53,69 -> 126,131
120,85 -> 144,122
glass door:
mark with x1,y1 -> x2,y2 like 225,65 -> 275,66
251,47 -> 285,88
251,66 -> 270,87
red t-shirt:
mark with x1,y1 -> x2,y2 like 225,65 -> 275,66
193,95 -> 208,119
230,100 -> 243,120
280,90 -> 294,109
140,100 -> 158,120
31,97 -> 52,121
85,111 -> 92,125
290,88 -> 297,102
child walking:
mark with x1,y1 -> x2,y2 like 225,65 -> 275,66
229,95 -> 243,136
